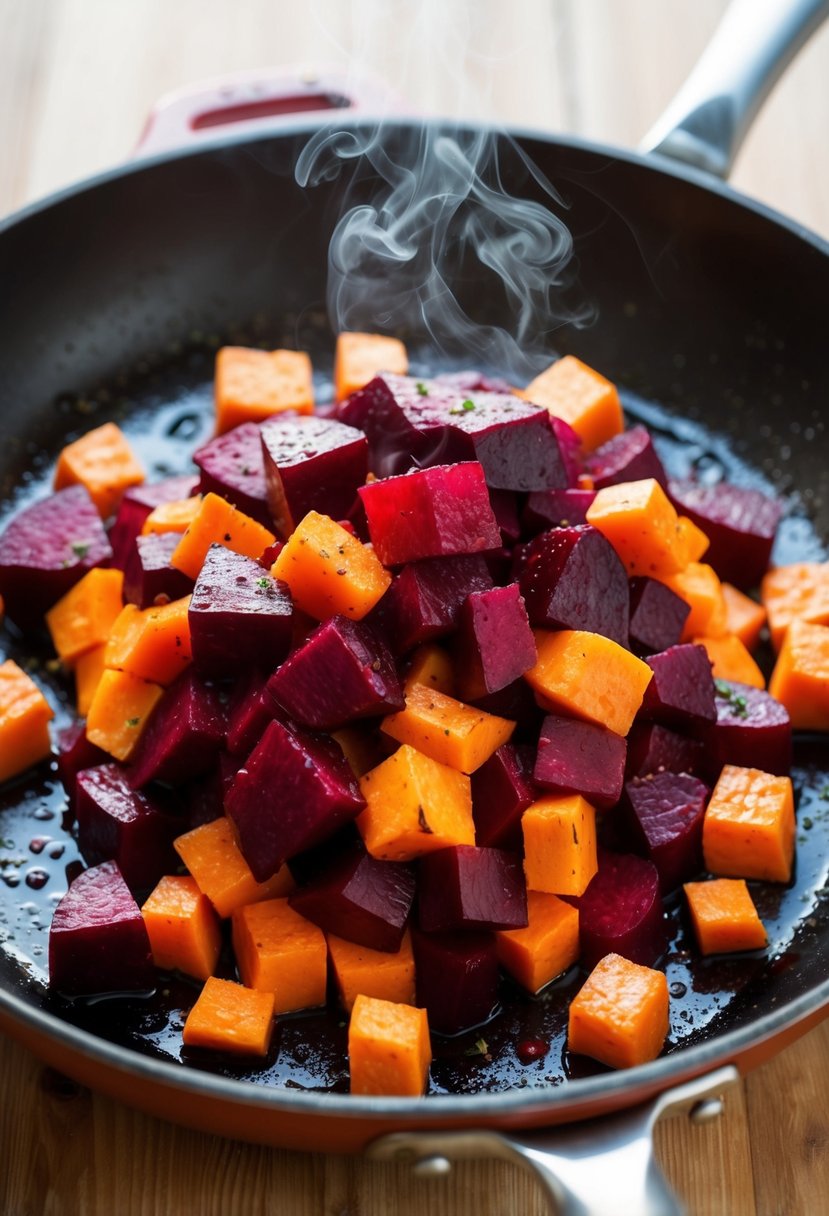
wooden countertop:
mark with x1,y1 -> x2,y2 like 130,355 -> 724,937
1,2 -> 828,1213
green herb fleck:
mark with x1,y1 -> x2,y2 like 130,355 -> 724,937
464,1037 -> 489,1058
125,717 -> 140,728
71,541 -> 90,559
714,680 -> 748,717
416,381 -> 429,397
802,817 -> 813,830
256,577 -> 270,590
461,399 -> 476,411
819,784 -> 829,801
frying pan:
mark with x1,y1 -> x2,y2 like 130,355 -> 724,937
1,1 -> 828,1212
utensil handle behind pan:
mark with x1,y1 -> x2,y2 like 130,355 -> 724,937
640,0 -> 829,177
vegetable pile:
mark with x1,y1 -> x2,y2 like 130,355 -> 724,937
1,332 -> 828,1096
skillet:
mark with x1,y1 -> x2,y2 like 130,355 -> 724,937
0,1 -> 828,1211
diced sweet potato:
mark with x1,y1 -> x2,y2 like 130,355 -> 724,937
453,584 -> 537,701
289,845 -> 415,952
171,493 -> 276,581
768,617 -> 829,731
403,644 -> 456,697
693,633 -> 765,689
522,356 -> 624,452
192,421 -> 271,528
261,414 -> 368,537
141,874 -> 221,980
470,742 -> 535,851
668,479 -> 782,591
522,793 -> 598,897
46,568 -> 125,667
568,952 -> 669,1069
105,595 -> 192,688
85,669 -> 165,762
273,510 -> 391,621
702,764 -> 795,883
334,332 -> 408,402
348,993 -> 431,1096
141,497 -> 201,537
75,643 -> 107,717
622,771 -> 709,892
127,669 -> 226,789
586,479 -> 687,577
684,878 -> 767,955
657,562 -> 728,641
519,525 -> 629,646
174,817 -> 293,918
328,930 -> 416,1013
579,852 -> 666,970
54,422 -> 144,519
182,975 -> 275,1056
496,890 -> 580,993
214,346 -> 314,435
760,562 -> 829,650
412,927 -> 499,1035
0,660 -> 54,784
721,583 -> 767,650
418,845 -> 527,933
534,712 -> 627,810
232,897 -> 327,1013
75,763 -> 177,891
381,682 -> 514,773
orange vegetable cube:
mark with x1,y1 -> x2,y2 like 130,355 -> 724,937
105,597 -> 192,686
328,929 -> 416,1013
586,479 -> 687,577
182,976 -> 275,1056
568,952 -> 669,1070
521,355 -> 623,452
85,668 -> 164,762
0,660 -> 53,784
74,643 -> 107,717
496,891 -> 579,993
357,744 -> 474,861
403,644 -> 456,697
348,994 -> 431,1096
45,568 -> 125,667
141,496 -> 201,536
658,562 -> 727,640
760,561 -> 829,650
331,727 -> 386,779
54,422 -> 144,519
522,794 -> 598,897
272,511 -> 390,620
232,897 -> 327,1014
692,633 -> 765,689
171,493 -> 275,581
174,817 -> 294,919
702,764 -> 795,883
334,332 -> 408,403
381,683 -> 514,773
141,875 -> 221,980
768,617 -> 829,731
722,583 -> 767,651
676,515 -> 710,564
683,879 -> 767,956
525,629 -> 653,737
214,346 -> 314,435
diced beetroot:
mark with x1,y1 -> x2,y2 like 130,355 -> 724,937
225,718 -> 365,881
289,845 -> 415,951
0,486 -> 112,625
641,644 -> 716,727
75,764 -> 177,891
489,488 -> 522,543
188,544 -> 293,678
471,743 -> 535,851
340,373 -> 568,491
625,722 -> 704,780
267,615 -> 404,731
286,822 -> 362,886
628,576 -> 691,656
471,678 -> 541,736
522,488 -> 596,533
123,531 -> 193,608
260,414 -> 368,536
550,417 -> 583,487
668,479 -> 783,590
359,463 -> 501,566
519,525 -> 629,646
622,772 -> 709,892
586,425 -> 667,490
259,540 -> 284,568
699,680 -> 792,778
534,713 -> 627,810
411,927 -> 499,1035
417,846 -> 528,932
454,584 -> 536,701
48,860 -> 154,995
186,753 -> 240,830
226,669 -> 277,759
109,475 -> 198,570
482,546 -> 513,586
369,554 -> 492,655
56,723 -> 108,821
192,421 -> 271,528
127,669 -> 226,789
579,852 -> 667,970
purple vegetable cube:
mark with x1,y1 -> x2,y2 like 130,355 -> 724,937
193,421 -> 271,528
471,678 -> 541,736
579,851 -> 667,971
522,488 -> 597,533
369,554 -> 492,655
48,860 -> 154,995
699,680 -> 792,778
454,584 -> 537,701
260,414 -> 368,536
625,722 -> 704,780
286,823 -> 362,887
127,669 -> 226,789
519,525 -> 629,646
640,644 -> 717,727
417,846 -> 528,933
628,576 -> 691,656
186,753 -> 241,830
109,475 -> 198,571
471,743 -> 535,850
289,845 -> 415,951
226,669 -> 277,759
56,723 -> 108,820
411,927 -> 499,1035
622,771 -> 709,892
586,425 -> 667,490
123,531 -> 194,608
75,764 -> 177,891
534,713 -> 627,810
489,488 -> 522,543
668,479 -> 783,590
550,417 -> 583,487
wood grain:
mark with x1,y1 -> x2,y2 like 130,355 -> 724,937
1,2 -> 827,1213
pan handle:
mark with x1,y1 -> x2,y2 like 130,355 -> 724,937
640,0 -> 829,178
367,1066 -> 739,1216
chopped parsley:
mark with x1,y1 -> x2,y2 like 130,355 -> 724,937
125,717 -> 140,728
256,577 -> 270,589
70,541 -> 90,559
415,381 -> 429,396
714,680 -> 748,717
464,1037 -> 489,1058
461,398 -> 476,411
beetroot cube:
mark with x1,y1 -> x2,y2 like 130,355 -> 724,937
260,414 -> 368,536
454,584 -> 536,701
123,531 -> 193,608
522,488 -> 596,533
412,927 -> 499,1035
289,846 -> 415,951
225,718 -> 365,881
128,669 -> 226,789
489,488 -> 522,543
186,753 -> 241,830
188,544 -> 293,677
700,680 -> 792,778
471,678 -> 541,736
267,615 -> 404,731
48,860 -> 154,995
417,846 -> 528,933
109,475 -> 198,570
622,771 -> 709,892
641,644 -> 716,727
628,576 -> 691,656
586,425 -> 667,490
359,463 -> 501,566
56,723 -> 107,820
519,525 -> 629,646
226,669 -> 277,759
193,421 -> 271,528
625,722 -> 704,780
75,764 -> 177,891
668,479 -> 783,590
369,554 -> 492,655
0,486 -> 112,626
534,713 -> 627,810
471,743 -> 535,850
579,852 -> 666,970
286,823 -> 362,887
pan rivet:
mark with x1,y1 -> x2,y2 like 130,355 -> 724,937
412,1155 -> 452,1178
690,1097 -> 724,1125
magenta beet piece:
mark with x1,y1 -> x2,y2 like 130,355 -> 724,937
522,488 -> 596,533
519,525 -> 629,646
123,531 -> 193,608
699,680 -> 792,778
286,823 -> 362,887
628,576 -> 691,656
0,486 -> 112,626
289,846 -> 415,951
471,743 -> 535,851
193,421 -> 271,527
48,860 -> 154,995
369,554 -> 492,655
668,479 -> 783,590
586,425 -> 667,490
260,414 -> 368,536
56,723 -> 107,820
75,764 -> 177,891
411,927 -> 499,1035
417,845 -> 528,933
225,718 -> 365,881
128,669 -> 226,789
622,771 -> 709,892
489,488 -> 522,543
359,462 -> 501,566
186,753 -> 240,830
471,677 -> 541,735
188,544 -> 293,677
534,713 -> 627,810
454,584 -> 536,701
579,852 -> 667,970
641,644 -> 716,727
550,417 -> 583,487
109,475 -> 198,570
226,669 -> 278,759
625,722 -> 704,780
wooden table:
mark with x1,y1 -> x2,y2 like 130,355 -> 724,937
1,2 -> 827,1213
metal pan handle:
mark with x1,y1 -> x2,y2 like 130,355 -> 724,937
640,0 -> 829,178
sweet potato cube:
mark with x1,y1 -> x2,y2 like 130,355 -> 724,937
722,583 -> 767,650
141,497 -> 201,536
46,568 -> 125,667
54,422 -> 145,518
105,596 -> 192,687
141,874 -> 221,980
214,346 -> 314,435
334,332 -> 408,402
702,764 -> 795,883
273,511 -> 391,621
684,878 -> 767,955
328,930 -> 416,1014
232,897 -> 327,1013
174,817 -> 294,918
761,562 -> 829,650
586,479 -> 687,577
85,669 -> 164,762
658,562 -> 727,640
171,493 -> 275,581
348,993 -> 430,1097
522,355 -> 623,453
768,618 -> 829,731
404,644 -> 456,696
182,975 -> 275,1056
522,793 -> 598,897
568,952 -> 669,1069
381,683 -> 514,774
693,633 -> 765,689
0,660 -> 54,784
496,890 -> 580,993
